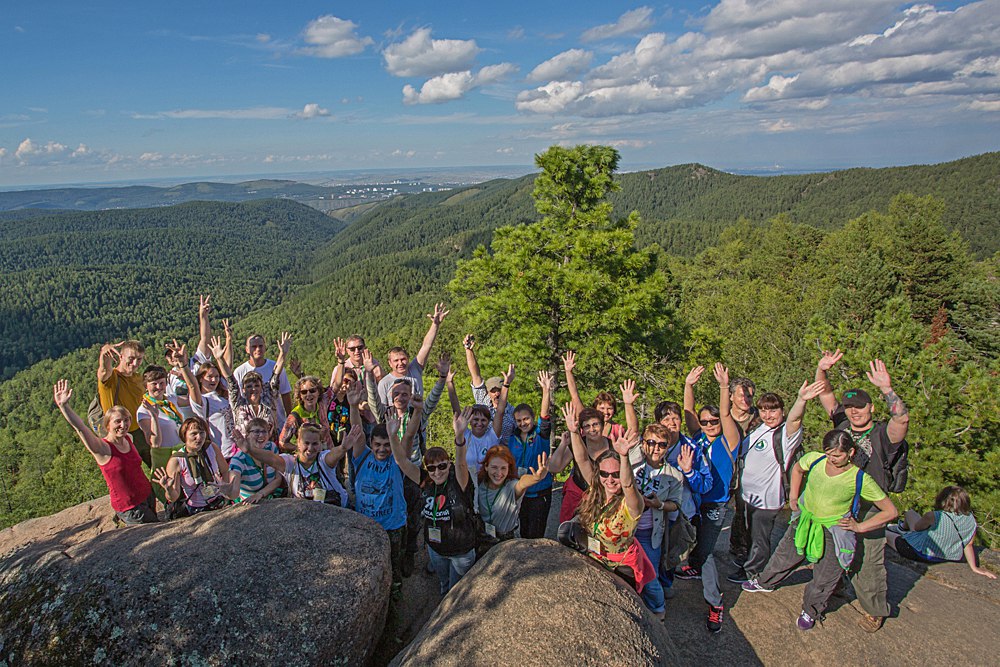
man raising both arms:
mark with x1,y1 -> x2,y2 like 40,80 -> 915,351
376,303 -> 448,409
234,333 -> 294,425
816,351 -> 910,634
97,340 -> 150,468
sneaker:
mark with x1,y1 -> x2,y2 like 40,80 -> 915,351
675,565 -> 702,580
858,614 -> 885,633
726,569 -> 749,584
706,603 -> 724,633
731,556 -> 746,568
741,579 -> 774,593
663,584 -> 677,600
797,611 -> 815,630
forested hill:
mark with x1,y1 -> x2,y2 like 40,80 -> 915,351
0,199 -> 344,379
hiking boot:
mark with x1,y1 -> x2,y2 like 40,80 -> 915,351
797,611 -> 815,630
741,579 -> 774,593
858,614 -> 885,633
706,603 -> 724,633
675,565 -> 701,580
726,569 -> 749,584
401,551 -> 415,578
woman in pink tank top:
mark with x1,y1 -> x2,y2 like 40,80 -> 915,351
54,380 -> 157,525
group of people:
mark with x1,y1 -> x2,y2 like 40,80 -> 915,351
55,297 -> 994,635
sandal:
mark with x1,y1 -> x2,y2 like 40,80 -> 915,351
858,613 -> 885,633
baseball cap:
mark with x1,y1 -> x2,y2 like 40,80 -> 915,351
842,389 -> 872,408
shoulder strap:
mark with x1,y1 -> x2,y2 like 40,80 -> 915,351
852,468 -> 865,520
772,424 -> 785,469
808,455 -> 827,473
356,447 -> 371,469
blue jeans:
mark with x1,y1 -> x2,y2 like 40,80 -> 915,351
635,527 -> 665,614
427,546 -> 476,595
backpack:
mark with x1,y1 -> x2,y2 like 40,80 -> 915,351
837,421 -> 909,494
87,375 -> 121,437
807,455 -> 865,520
771,423 -> 803,505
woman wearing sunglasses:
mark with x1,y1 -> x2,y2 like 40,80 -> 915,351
279,375 -> 333,452
567,416 -> 655,596
394,405 -> 477,595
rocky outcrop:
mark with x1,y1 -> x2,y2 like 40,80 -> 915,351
0,499 -> 390,666
391,539 -> 680,666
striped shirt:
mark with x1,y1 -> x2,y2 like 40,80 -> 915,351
229,442 -> 281,501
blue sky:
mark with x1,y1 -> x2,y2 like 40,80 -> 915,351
2,1 -> 998,185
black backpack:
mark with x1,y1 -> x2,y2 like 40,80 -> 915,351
838,422 -> 909,494
771,424 -> 803,505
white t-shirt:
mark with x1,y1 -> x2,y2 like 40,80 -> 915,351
376,359 -> 425,410
234,359 -> 292,424
279,452 -> 348,506
192,391 -> 237,459
464,428 -> 500,480
136,404 -> 183,449
741,421 -> 803,510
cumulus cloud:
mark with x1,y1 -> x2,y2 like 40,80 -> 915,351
391,149 -> 417,158
528,49 -> 593,82
384,28 -> 479,77
300,15 -> 373,58
295,103 -> 331,119
403,63 -> 517,104
71,144 -> 90,158
517,1 -> 1000,119
581,7 -> 655,42
15,138 -> 66,161
0,147 -> 7,159
496,147 -> 514,154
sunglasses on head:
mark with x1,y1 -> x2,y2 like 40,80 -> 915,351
425,461 -> 450,472
700,418 -> 721,426
598,470 -> 621,479
643,439 -> 668,449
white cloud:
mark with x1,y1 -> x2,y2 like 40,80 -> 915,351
969,98 -> 1000,111
15,138 -> 66,161
391,149 -> 417,158
0,147 -> 7,158
14,25 -> 25,33
300,15 -> 373,58
582,7 -> 655,42
403,63 -> 517,104
133,107 -> 293,120
508,27 -> 525,40
295,103 -> 331,119
763,118 -> 795,132
256,33 -> 271,43
496,147 -> 514,154
528,49 -> 593,82
139,152 -> 163,162
383,28 -> 479,77
71,144 -> 90,158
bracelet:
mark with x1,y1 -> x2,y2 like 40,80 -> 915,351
454,438 -> 466,447
502,383 -> 510,388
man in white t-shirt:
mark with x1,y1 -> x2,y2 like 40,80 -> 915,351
376,303 -> 448,409
736,379 -> 824,582
234,333 -> 293,425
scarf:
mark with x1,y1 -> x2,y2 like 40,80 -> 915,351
144,393 -> 184,426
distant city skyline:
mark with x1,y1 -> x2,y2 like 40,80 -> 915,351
2,1 -> 998,186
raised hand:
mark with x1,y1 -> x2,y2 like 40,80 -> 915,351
361,347 -> 376,372
435,353 -> 452,377
561,350 -> 576,374
537,370 -> 556,393
866,359 -> 893,393
525,452 -> 550,482
277,332 -> 292,357
209,335 -> 226,360
613,428 -> 639,456
152,468 -> 172,491
620,378 -> 639,404
677,444 -> 694,473
199,294 -> 211,317
453,406 -> 473,435
231,429 -> 249,453
410,393 -> 424,413
53,379 -> 72,407
463,333 -> 475,351
817,349 -> 843,372
561,402 -> 579,433
167,339 -> 188,367
333,337 -> 348,362
502,363 -> 515,387
428,303 -> 450,325
446,364 -> 458,384
346,379 -> 364,405
100,341 -> 124,363
713,363 -> 730,387
289,358 -> 303,377
798,379 -> 827,401
222,319 -> 232,337
386,412 -> 401,436
685,366 -> 705,386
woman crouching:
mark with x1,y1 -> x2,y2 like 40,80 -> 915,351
153,417 -> 231,518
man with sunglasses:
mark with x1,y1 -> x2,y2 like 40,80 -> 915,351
462,333 -> 516,442
339,335 -> 384,386
234,333 -> 293,425
682,364 -> 744,633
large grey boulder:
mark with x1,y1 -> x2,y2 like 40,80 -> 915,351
0,498 -> 390,666
391,539 -> 680,666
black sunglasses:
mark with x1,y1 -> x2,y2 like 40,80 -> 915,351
598,470 -> 621,479
301,387 -> 320,395
643,439 -> 668,449
347,345 -> 365,352
700,418 -> 721,426
426,462 -> 450,472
